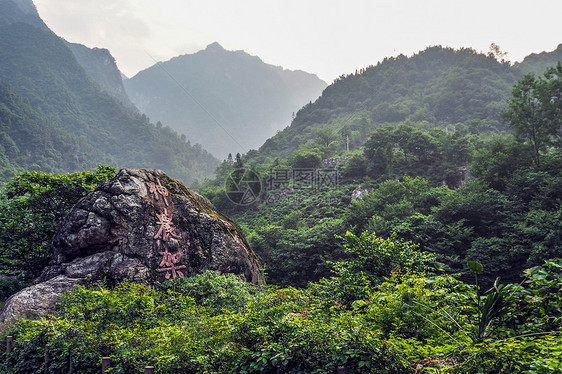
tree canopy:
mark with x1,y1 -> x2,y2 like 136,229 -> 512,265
502,62 -> 562,166
0,166 -> 116,280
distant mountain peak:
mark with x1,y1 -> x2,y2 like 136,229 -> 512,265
205,42 -> 225,51
125,43 -> 327,157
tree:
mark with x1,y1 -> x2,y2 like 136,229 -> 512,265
470,137 -> 532,190
322,231 -> 435,305
363,126 -> 397,176
487,43 -> 508,63
315,128 -> 339,148
333,231 -> 434,282
289,150 -> 322,169
234,153 -> 243,168
502,63 -> 562,167
0,165 -> 116,279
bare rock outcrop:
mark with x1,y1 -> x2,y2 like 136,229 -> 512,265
0,168 -> 262,325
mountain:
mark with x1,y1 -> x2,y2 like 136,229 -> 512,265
233,44 -> 562,166
0,0 -> 218,184
199,44 -> 562,289
66,42 -> 136,109
0,0 -> 45,29
124,42 -> 327,158
256,46 -> 530,159
515,43 -> 562,76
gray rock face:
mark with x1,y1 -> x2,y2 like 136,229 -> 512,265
0,275 -> 81,324
0,168 -> 263,325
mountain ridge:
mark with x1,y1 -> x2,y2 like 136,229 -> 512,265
125,42 -> 327,158
66,41 -> 136,110
0,0 -> 218,184
253,44 -> 562,160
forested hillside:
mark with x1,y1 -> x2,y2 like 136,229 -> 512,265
0,81 -> 98,179
66,42 -> 135,109
199,47 -> 562,289
258,46 -> 526,159
124,42 -> 327,158
1,33 -> 561,372
0,0 -> 217,184
516,43 -> 562,76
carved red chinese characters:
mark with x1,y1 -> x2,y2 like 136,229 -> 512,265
146,177 -> 169,206
154,208 -> 181,241
157,249 -> 186,279
148,177 -> 185,280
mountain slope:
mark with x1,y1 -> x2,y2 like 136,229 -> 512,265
257,46 -> 524,159
0,0 -> 217,184
0,80 -> 99,179
0,0 -> 45,29
66,42 -> 135,109
255,45 -> 562,161
124,42 -> 327,158
515,43 -> 562,76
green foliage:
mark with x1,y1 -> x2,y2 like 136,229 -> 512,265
0,166 -> 116,282
159,270 -> 258,313
2,259 -> 562,373
258,46 -> 516,160
0,81 -> 94,180
249,217 -> 346,287
344,177 -> 430,232
362,124 -> 474,185
341,153 -> 368,179
334,231 -> 435,283
455,259 -> 562,373
467,261 -> 483,275
470,136 -> 533,190
1,276 -> 408,374
510,259 -> 562,334
288,150 -> 322,169
315,231 -> 435,306
466,260 -> 509,344
341,161 -> 561,285
502,62 -> 562,167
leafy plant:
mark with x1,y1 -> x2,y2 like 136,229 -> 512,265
0,166 -> 116,282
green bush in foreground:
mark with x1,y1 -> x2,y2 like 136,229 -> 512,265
0,245 -> 560,373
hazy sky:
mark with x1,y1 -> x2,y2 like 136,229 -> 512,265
34,0 -> 562,82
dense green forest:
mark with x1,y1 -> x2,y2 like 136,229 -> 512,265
254,44 -> 561,163
0,2 -> 218,185
1,245 -> 561,373
198,51 -> 562,289
1,51 -> 558,373
0,81 -> 97,180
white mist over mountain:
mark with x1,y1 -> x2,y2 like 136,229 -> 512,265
35,0 -> 562,82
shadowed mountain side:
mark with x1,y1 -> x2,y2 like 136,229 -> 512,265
0,0 -> 218,184
66,42 -> 137,110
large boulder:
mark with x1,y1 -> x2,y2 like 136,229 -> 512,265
0,168 -> 262,325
